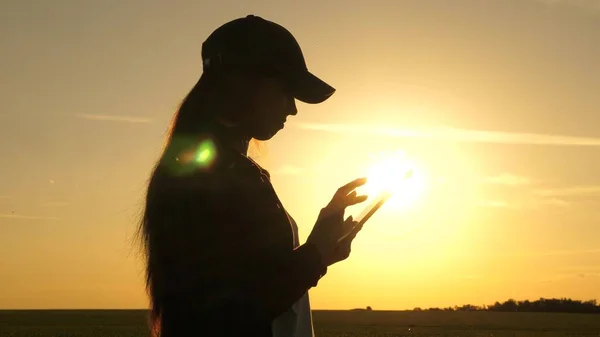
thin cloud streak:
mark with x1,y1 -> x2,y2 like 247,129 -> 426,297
535,185 -> 600,197
476,200 -> 519,209
0,214 -> 60,220
448,248 -> 600,260
483,173 -> 532,185
534,0 -> 600,11
295,122 -> 600,147
75,114 -> 153,124
535,198 -> 571,207
456,275 -> 485,280
535,248 -> 600,257
505,248 -> 600,258
39,201 -> 70,207
477,197 -> 571,210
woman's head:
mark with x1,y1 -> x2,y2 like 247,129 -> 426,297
168,15 -> 335,141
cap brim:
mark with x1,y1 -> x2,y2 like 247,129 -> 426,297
291,71 -> 335,104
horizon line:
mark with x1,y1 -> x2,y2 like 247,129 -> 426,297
3,296 -> 598,312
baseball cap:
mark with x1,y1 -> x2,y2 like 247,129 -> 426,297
201,15 -> 335,104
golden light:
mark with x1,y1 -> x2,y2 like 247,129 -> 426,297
359,151 -> 428,212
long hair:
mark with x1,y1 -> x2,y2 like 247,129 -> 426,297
135,71 -> 264,336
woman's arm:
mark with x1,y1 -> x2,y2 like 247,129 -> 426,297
202,239 -> 326,323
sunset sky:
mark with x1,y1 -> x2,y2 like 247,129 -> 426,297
1,0 -> 599,310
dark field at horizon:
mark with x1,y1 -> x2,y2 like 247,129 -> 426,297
1,310 -> 600,337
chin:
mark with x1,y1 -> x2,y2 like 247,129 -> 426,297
253,131 -> 278,141
252,125 -> 284,141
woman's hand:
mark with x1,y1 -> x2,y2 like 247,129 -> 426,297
322,216 -> 364,266
306,178 -> 368,266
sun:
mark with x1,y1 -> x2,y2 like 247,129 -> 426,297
359,151 -> 428,212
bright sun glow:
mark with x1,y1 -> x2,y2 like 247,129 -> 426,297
360,151 -> 428,212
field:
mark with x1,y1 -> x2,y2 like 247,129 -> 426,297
1,309 -> 599,337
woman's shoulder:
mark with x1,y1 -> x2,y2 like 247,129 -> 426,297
152,140 -> 264,196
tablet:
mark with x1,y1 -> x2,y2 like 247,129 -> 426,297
354,190 -> 392,227
341,169 -> 413,240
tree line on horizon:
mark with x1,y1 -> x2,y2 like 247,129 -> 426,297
410,298 -> 600,314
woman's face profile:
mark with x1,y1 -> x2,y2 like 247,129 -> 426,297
244,77 -> 298,141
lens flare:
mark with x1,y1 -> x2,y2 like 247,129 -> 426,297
195,140 -> 216,167
362,151 -> 427,211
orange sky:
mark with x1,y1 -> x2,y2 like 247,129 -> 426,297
1,0 -> 599,310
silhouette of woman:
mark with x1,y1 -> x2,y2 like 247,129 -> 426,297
137,15 -> 368,337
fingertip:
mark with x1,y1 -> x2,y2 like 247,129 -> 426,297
352,177 -> 368,185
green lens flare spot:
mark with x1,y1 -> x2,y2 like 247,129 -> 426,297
195,139 -> 216,167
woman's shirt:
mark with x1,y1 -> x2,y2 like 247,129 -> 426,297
243,156 -> 316,337
152,134 -> 326,337
272,211 -> 316,337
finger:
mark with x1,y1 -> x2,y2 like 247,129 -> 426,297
343,216 -> 355,232
335,177 -> 368,198
344,194 -> 368,207
329,194 -> 368,213
339,220 -> 361,241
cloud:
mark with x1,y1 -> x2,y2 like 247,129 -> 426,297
526,248 -> 600,257
456,275 -> 484,280
533,0 -> 600,11
478,196 -> 571,210
476,200 -> 514,208
272,164 -> 305,176
39,201 -> 70,207
557,265 -> 600,275
483,173 -> 532,186
294,122 -> 600,147
75,114 -> 153,124
530,185 -> 600,207
541,271 -> 600,283
535,198 -> 571,207
0,213 -> 60,220
534,185 -> 600,197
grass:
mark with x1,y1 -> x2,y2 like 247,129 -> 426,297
0,310 -> 599,337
